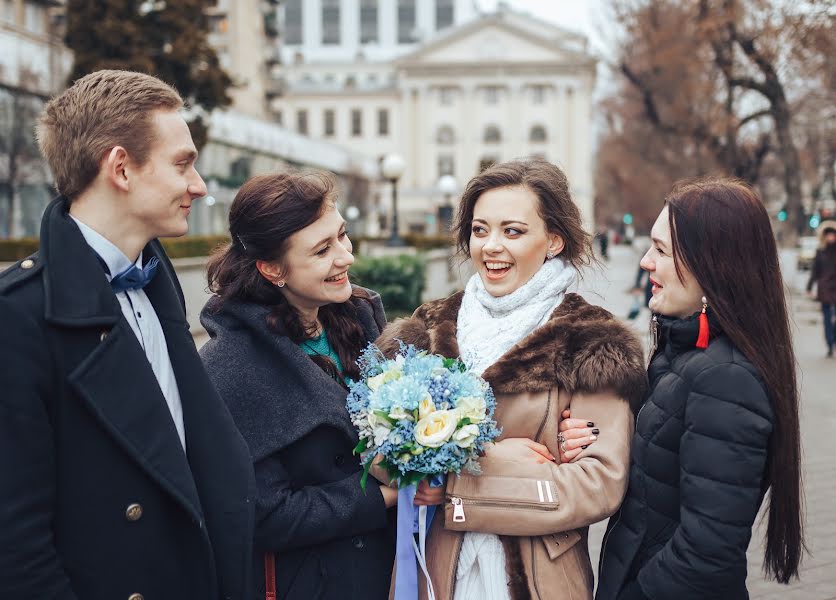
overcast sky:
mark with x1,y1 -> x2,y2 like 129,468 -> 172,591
477,0 -> 615,57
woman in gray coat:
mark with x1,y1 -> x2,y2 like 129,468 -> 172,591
198,172 -> 439,599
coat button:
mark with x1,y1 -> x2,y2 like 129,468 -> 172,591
125,503 -> 143,522
352,536 -> 364,549
335,454 -> 345,467
100,330 -> 109,342
20,259 -> 35,269
128,594 -> 144,600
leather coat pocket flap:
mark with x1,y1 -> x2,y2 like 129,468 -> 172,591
542,530 -> 581,560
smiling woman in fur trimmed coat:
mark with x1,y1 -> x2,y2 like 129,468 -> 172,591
377,159 -> 647,600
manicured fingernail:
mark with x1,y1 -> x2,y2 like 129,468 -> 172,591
587,422 -> 595,427
581,445 -> 589,449
592,428 -> 600,435
589,435 -> 598,441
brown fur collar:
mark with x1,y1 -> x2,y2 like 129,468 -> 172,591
377,291 -> 647,411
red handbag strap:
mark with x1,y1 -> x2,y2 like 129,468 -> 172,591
264,552 -> 277,600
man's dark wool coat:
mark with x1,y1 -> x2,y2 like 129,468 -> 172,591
200,289 -> 395,600
596,311 -> 774,600
0,197 -> 256,599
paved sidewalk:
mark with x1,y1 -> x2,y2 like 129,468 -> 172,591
581,244 -> 836,599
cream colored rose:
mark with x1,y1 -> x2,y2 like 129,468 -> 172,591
417,393 -> 436,420
414,410 -> 458,448
367,367 -> 402,391
456,396 -> 487,423
452,424 -> 480,448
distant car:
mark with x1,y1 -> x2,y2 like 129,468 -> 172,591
797,236 -> 819,271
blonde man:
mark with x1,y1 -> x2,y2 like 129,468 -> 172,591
0,70 -> 254,600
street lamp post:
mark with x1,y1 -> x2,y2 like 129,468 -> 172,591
382,153 -> 406,247
436,174 -> 457,235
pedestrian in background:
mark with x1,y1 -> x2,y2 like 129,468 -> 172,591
567,178 -> 804,599
0,70 -> 255,599
807,221 -> 836,358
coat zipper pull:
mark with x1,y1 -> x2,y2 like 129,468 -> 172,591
451,496 -> 466,522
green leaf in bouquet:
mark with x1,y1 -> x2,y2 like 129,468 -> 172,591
373,410 -> 396,425
360,456 -> 373,493
457,417 -> 472,427
399,470 -> 427,488
353,437 -> 369,456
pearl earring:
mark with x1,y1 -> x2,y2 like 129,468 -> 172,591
546,250 -> 555,260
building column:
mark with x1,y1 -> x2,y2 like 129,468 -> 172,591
343,0 -> 359,52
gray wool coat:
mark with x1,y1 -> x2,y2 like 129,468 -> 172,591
199,287 -> 395,600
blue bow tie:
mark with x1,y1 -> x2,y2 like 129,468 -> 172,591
109,257 -> 160,294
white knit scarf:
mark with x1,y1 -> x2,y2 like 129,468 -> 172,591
453,258 -> 577,600
457,257 -> 578,376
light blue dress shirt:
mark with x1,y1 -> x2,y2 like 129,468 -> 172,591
71,216 -> 186,451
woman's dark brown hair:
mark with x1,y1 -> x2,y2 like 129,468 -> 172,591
206,171 -> 366,382
666,177 -> 804,583
453,159 -> 594,270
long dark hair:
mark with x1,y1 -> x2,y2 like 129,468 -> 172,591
666,177 -> 803,583
206,171 -> 366,382
453,159 -> 594,271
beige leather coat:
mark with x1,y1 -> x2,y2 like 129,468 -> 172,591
377,292 -> 647,600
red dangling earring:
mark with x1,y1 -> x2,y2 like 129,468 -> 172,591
696,296 -> 709,349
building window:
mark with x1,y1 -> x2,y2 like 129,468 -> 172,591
439,87 -> 455,106
322,0 -> 341,45
531,85 -> 547,104
345,75 -> 357,89
436,125 -> 455,145
284,0 -> 303,44
360,0 -> 378,43
479,157 -> 497,173
275,110 -> 283,125
483,86 -> 500,105
438,154 -> 455,178
483,125 -> 501,144
529,125 -> 547,143
296,109 -> 308,135
351,109 -> 363,136
436,0 -> 454,30
398,0 -> 416,44
324,109 -> 336,137
377,108 -> 389,136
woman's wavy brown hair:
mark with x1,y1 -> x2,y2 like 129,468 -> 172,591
206,171 -> 366,382
666,177 -> 804,583
453,159 -> 594,270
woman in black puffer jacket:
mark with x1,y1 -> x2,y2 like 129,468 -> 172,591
561,178 -> 804,599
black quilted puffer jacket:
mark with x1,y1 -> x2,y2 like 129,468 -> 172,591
596,311 -> 774,600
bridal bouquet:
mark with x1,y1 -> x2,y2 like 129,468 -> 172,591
346,342 -> 501,600
346,342 -> 500,490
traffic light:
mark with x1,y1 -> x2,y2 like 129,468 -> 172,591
810,214 -> 821,229
777,208 -> 788,222
622,213 -> 633,225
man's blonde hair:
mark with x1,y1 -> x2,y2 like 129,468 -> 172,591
36,70 -> 183,200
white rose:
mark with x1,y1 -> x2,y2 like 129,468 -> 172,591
456,396 -> 487,423
388,405 -> 414,422
452,424 -> 480,448
417,393 -> 436,420
414,410 -> 458,448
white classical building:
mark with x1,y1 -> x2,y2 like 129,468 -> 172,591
276,2 -> 597,233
